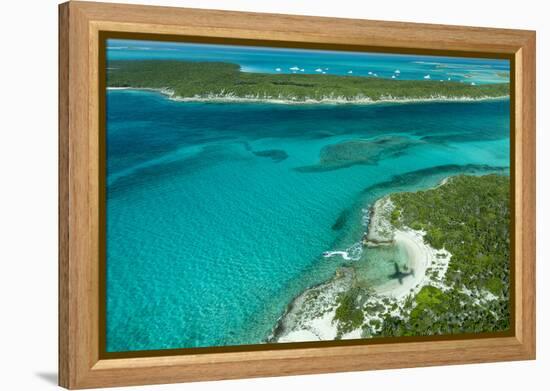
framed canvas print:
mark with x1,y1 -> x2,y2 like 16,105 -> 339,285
59,1 -> 536,389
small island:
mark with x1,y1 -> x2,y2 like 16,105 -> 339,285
104,40 -> 512,352
271,174 -> 510,341
107,60 -> 509,103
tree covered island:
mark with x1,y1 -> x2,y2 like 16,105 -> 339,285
107,60 -> 509,103
273,174 -> 511,341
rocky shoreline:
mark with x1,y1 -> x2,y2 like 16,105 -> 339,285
107,87 -> 508,106
271,187 -> 452,343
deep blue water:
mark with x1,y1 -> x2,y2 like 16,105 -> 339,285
106,90 -> 510,352
107,39 -> 509,84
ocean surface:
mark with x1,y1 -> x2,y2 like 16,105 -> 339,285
107,39 -> 509,84
105,40 -> 510,352
106,91 -> 510,352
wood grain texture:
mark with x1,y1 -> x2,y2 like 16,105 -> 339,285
58,1 -> 536,388
517,35 -> 536,355
58,3 -> 70,387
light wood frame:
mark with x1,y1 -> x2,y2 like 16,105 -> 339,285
59,1 -> 536,388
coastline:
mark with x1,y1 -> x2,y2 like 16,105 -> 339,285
373,228 -> 450,299
271,180 -> 452,343
271,173 -> 512,343
107,87 -> 509,106
105,53 -> 511,349
272,228 -> 451,343
271,268 -> 356,343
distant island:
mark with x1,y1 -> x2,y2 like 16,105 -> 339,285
272,174 -> 510,341
107,60 -> 510,103
104,41 -> 512,351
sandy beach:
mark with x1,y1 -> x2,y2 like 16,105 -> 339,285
273,268 -> 355,343
272,193 -> 452,343
375,230 -> 437,298
107,87 -> 507,106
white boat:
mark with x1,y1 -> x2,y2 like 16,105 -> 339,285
424,74 -> 431,79
315,68 -> 323,72
289,66 -> 300,71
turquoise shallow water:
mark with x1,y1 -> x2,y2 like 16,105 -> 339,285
107,39 -> 509,84
106,89 -> 510,351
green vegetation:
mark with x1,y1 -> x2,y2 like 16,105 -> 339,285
333,287 -> 365,337
393,175 -> 510,292
377,174 -> 511,337
107,60 -> 509,102
379,284 -> 509,336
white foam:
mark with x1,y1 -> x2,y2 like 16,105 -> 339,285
361,207 -> 371,227
323,251 -> 351,260
413,61 -> 441,65
323,242 -> 363,262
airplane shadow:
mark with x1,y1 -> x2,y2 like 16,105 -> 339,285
388,262 -> 415,285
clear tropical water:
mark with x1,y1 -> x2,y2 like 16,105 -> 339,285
105,40 -> 510,352
108,39 -> 509,84
106,91 -> 510,352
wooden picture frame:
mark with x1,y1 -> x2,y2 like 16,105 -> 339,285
59,1 -> 536,389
